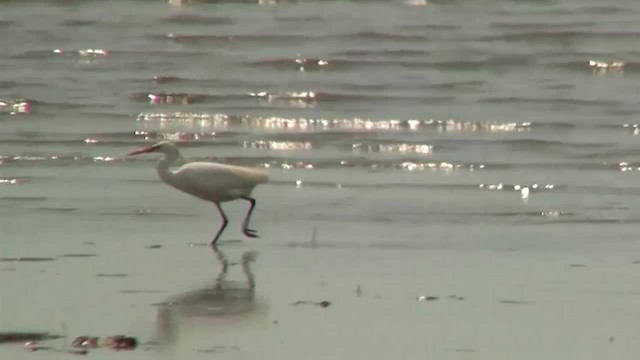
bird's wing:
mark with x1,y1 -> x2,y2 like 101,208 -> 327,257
174,162 -> 269,198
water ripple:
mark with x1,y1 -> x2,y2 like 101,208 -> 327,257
161,13 -> 234,25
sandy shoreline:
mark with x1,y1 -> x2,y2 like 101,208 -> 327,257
2,216 -> 640,359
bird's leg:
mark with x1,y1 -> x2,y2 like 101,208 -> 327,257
240,196 -> 259,238
210,202 -> 229,247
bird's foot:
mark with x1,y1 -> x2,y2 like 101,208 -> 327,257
242,228 -> 259,238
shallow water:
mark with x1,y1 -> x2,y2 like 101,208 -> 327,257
2,0 -> 640,358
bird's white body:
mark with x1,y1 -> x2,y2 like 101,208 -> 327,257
128,141 -> 269,246
160,161 -> 269,203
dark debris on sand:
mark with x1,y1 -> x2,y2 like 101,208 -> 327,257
0,257 -> 56,262
21,334 -> 141,354
290,300 -> 331,308
500,300 -> 532,305
72,335 -> 138,350
96,273 -> 128,278
0,332 -> 62,344
61,254 -> 98,258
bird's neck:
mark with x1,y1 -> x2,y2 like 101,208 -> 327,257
156,155 -> 180,187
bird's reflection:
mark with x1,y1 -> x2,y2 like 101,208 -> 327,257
155,246 -> 268,345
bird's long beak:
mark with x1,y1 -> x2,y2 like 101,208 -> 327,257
127,144 -> 159,156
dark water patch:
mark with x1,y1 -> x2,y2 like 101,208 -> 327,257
97,273 -> 128,278
542,83 -> 575,90
331,82 -> 401,92
584,204 -> 629,211
11,48 -> 206,63
576,149 -> 640,161
120,290 -> 168,294
480,30 -> 640,43
145,245 -> 162,249
61,19 -> 98,27
429,80 -> 486,90
151,75 -> 182,84
146,75 -> 227,86
0,81 -> 19,89
126,179 -> 161,184
489,21 -> 596,31
250,56 -> 533,72
526,121 -> 576,130
330,48 -> 431,58
607,109 -> 639,117
0,196 -> 47,202
128,75 -> 263,88
36,207 -> 79,212
0,20 -> 15,28
150,31 -> 431,45
11,50 -> 73,60
23,99 -> 112,112
162,13 -> 234,25
0,257 -> 56,262
477,96 -> 620,108
274,15 -> 325,23
341,31 -> 429,42
426,56 -> 535,71
397,24 -> 461,31
61,254 -> 97,258
576,5 -> 633,14
108,49 -> 206,57
573,184 -> 640,196
147,32 -> 308,45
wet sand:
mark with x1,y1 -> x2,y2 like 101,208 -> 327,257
2,189 -> 640,359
